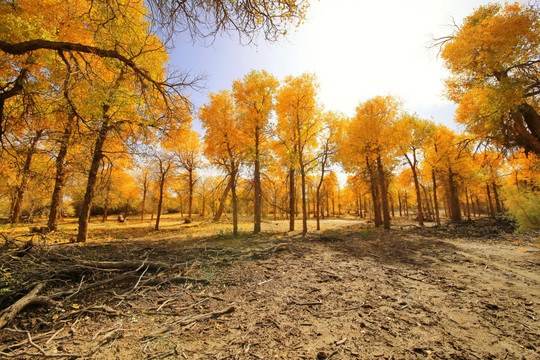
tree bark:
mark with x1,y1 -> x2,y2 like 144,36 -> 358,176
398,192 -> 402,217
376,155 -> 391,229
253,126 -> 262,233
486,183 -> 495,218
77,113 -> 109,243
492,182 -> 502,214
214,177 -> 232,221
300,159 -> 308,236
11,130 -> 43,224
48,116 -> 74,230
141,173 -> 148,221
465,187 -> 471,220
0,283 -> 44,329
0,68 -> 27,144
405,154 -> 423,226
447,167 -> 461,222
422,185 -> 434,220
0,39 -> 160,87
513,103 -> 540,156
289,167 -> 295,231
155,172 -> 165,230
102,178 -> 111,223
231,166 -> 239,236
432,169 -> 441,225
367,157 -> 381,227
188,169 -> 194,220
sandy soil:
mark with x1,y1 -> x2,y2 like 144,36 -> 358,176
1,218 -> 539,359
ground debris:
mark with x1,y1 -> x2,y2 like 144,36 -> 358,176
0,218 -> 538,359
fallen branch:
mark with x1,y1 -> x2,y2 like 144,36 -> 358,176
0,283 -> 46,329
52,272 -> 138,299
176,306 -> 235,326
243,243 -> 290,259
292,299 -> 323,306
78,259 -> 171,271
0,329 -> 81,358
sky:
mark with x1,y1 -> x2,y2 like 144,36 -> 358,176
168,0 -> 507,133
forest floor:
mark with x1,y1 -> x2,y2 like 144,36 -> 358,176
0,216 -> 539,359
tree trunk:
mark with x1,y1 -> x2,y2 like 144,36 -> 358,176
404,192 -> 409,216
492,182 -> 502,214
102,180 -> 111,223
376,155 -> 391,229
11,130 -> 43,224
141,174 -> 148,221
406,154 -> 423,226
464,187 -> 471,220
253,127 -> 262,233
447,167 -> 461,222
356,193 -> 361,218
398,192 -> 402,217
486,183 -> 495,218
214,177 -> 232,221
367,157 -> 382,227
231,166 -> 238,236
422,185 -> 434,220
316,175 -> 323,231
155,174 -> 165,230
188,169 -> 194,220
48,117 -> 74,230
432,169 -> 440,225
201,194 -> 206,217
300,161 -> 308,236
77,114 -> 109,243
364,194 -> 368,218
289,167 -> 295,231
511,103 -> 540,156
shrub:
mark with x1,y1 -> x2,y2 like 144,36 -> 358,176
502,185 -> 540,230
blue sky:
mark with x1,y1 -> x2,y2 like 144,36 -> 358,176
167,0 -> 516,133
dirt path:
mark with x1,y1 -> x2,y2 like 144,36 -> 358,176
1,220 -> 538,359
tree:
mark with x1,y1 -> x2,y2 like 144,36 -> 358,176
315,112 -> 344,230
164,104 -> 202,222
502,150 -> 540,229
2,0 -> 309,239
233,70 -> 279,233
171,129 -> 203,221
395,114 -> 435,226
72,3 -> 172,242
147,0 -> 309,43
341,96 -> 400,229
9,130 -> 44,223
199,90 -> 245,236
152,151 -> 174,230
425,126 -> 472,222
275,73 -> 321,235
436,2 -> 540,155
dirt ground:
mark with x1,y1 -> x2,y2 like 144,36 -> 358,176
1,218 -> 539,359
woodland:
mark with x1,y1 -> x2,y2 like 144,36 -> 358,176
0,1 -> 539,359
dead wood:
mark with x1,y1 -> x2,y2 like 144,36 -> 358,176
243,242 -> 290,259
0,283 -> 45,329
176,306 -> 235,326
0,328 -> 81,358
292,300 -> 323,306
51,272 -> 138,299
78,259 -> 171,271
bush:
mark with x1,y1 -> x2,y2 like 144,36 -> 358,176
502,185 -> 540,230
